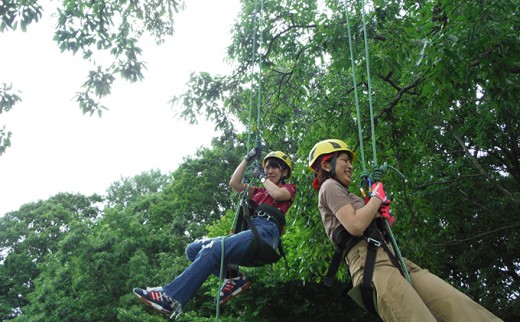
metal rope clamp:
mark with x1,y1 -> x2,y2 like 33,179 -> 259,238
255,210 -> 272,221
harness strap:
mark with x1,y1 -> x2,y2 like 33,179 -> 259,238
241,199 -> 261,247
252,203 -> 289,270
360,219 -> 407,315
380,239 -> 405,277
324,245 -> 345,287
253,204 -> 286,233
235,199 -> 288,268
325,226 -> 362,286
276,239 -> 289,270
326,219 -> 407,315
374,219 -> 406,277
361,237 -> 380,314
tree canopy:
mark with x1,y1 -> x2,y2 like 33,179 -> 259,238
174,0 -> 520,319
1,0 -> 519,321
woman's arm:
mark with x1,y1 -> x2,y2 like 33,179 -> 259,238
229,159 -> 251,194
336,196 -> 382,237
334,182 -> 388,236
262,179 -> 291,202
230,160 -> 292,202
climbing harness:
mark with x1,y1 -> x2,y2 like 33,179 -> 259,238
232,191 -> 289,267
322,0 -> 412,316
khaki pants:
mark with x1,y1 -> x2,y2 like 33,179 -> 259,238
346,240 -> 502,322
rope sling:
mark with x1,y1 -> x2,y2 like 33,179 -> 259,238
327,0 -> 412,315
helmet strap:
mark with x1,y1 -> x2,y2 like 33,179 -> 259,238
319,153 -> 338,176
328,153 -> 338,178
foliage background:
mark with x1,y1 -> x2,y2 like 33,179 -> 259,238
1,0 -> 519,321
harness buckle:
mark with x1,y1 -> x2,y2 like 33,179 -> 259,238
367,237 -> 381,248
256,210 -> 271,221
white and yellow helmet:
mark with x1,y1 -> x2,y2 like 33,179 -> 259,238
262,151 -> 292,179
308,139 -> 355,172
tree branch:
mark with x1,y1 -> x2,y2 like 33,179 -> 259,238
414,174 -> 482,190
431,223 -> 520,247
381,74 -> 423,115
453,132 -> 517,203
263,22 -> 317,61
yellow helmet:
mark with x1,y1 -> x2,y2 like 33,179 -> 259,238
262,151 -> 293,179
308,139 -> 355,171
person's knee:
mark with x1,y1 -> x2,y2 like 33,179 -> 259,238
185,240 -> 204,261
185,245 -> 196,261
188,238 -> 220,261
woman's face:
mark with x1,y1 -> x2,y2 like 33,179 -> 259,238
332,152 -> 354,186
264,159 -> 287,185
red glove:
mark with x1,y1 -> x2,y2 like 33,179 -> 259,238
379,200 -> 395,227
371,182 -> 388,203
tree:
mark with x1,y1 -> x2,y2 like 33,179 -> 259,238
2,0 -> 519,320
6,139 -> 245,321
174,0 -> 520,319
0,83 -> 21,156
0,193 -> 103,321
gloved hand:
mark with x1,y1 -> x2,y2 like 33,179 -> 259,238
371,181 -> 388,203
252,164 -> 267,182
244,147 -> 261,162
378,200 -> 395,227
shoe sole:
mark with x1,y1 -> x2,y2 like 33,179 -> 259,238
219,281 -> 252,305
133,290 -> 172,316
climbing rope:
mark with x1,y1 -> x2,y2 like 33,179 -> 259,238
216,0 -> 266,320
346,6 -> 366,173
255,0 -> 265,144
359,0 -> 378,167
246,0 -> 265,152
343,0 -> 412,284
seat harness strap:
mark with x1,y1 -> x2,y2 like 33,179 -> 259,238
361,219 -> 406,314
324,226 -> 362,286
326,219 -> 406,315
236,198 -> 289,269
361,234 -> 381,314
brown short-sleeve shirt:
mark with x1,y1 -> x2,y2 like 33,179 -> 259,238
318,179 -> 366,242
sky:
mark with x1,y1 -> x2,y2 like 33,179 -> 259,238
0,0 -> 241,216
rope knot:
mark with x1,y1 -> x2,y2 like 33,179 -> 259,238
370,165 -> 384,182
359,170 -> 370,182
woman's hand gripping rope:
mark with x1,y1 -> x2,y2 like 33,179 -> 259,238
252,164 -> 267,183
369,166 -> 411,283
371,181 -> 388,203
371,181 -> 395,227
244,147 -> 261,162
379,200 -> 395,227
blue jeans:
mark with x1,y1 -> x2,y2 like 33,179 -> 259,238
162,217 -> 280,306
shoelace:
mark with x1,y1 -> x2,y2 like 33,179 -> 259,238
169,300 -> 183,320
147,287 -> 183,320
146,286 -> 163,293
